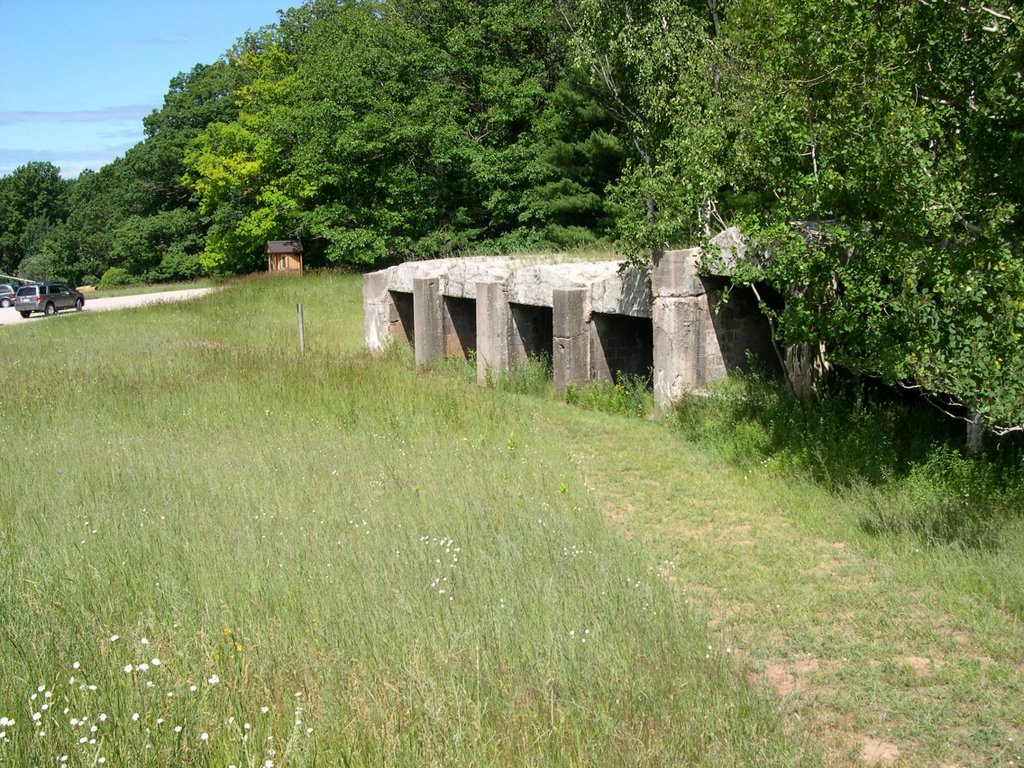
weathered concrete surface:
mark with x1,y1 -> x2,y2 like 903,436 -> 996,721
476,281 -> 512,384
413,277 -> 444,365
363,271 -> 393,351
552,287 -> 591,393
362,247 -> 775,409
649,248 -> 775,410
364,255 -> 652,352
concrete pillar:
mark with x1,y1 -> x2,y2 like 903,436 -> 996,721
651,248 -> 711,410
552,287 -> 590,393
652,297 -> 706,408
476,280 -> 511,384
413,276 -> 444,365
362,269 -> 392,352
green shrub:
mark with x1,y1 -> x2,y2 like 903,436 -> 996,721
671,370 -> 1023,550
148,247 -> 204,282
98,266 -> 139,288
16,252 -> 57,281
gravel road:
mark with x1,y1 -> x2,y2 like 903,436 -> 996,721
0,287 -> 217,326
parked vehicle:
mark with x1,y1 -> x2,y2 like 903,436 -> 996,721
14,282 -> 85,318
0,284 -> 16,308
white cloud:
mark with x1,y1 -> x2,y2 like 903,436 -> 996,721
0,106 -> 154,126
0,143 -> 139,178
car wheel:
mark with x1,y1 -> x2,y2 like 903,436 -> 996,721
44,303 -> 56,316
0,298 -> 10,308
75,298 -> 84,311
19,311 -> 32,318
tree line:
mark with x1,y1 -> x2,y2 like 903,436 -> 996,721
1,0 -> 1021,431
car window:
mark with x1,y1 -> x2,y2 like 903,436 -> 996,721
16,286 -> 37,296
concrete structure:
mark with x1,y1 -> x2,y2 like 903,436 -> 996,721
266,240 -> 304,274
363,245 -> 775,410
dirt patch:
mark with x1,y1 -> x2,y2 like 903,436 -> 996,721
764,662 -> 799,697
903,656 -> 943,675
860,738 -> 900,765
802,556 -> 848,579
762,656 -> 822,698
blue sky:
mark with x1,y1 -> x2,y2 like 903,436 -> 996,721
0,0 -> 292,178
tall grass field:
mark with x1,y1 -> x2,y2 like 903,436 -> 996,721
0,274 -> 811,767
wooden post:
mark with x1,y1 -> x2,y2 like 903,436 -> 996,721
297,303 -> 305,354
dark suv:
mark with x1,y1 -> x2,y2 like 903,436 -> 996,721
14,282 -> 85,318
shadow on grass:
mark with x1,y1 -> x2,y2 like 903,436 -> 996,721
672,371 -> 1024,550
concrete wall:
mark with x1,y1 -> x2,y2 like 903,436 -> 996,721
362,247 -> 775,410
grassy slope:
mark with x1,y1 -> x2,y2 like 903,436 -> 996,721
2,272 -> 1020,767
0,274 -> 811,767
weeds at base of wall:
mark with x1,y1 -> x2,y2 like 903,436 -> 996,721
565,374 -> 651,419
489,354 -> 553,397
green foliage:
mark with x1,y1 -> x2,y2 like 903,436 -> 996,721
488,354 -> 553,396
521,81 -> 627,247
720,0 -> 1024,432
98,266 -> 140,288
181,0 -> 620,270
558,0 -> 727,257
565,373 -> 651,418
0,161 -> 70,274
16,252 -> 57,281
110,207 -> 206,280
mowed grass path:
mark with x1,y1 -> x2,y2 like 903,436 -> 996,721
566,415 -> 1023,768
0,274 -> 813,767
